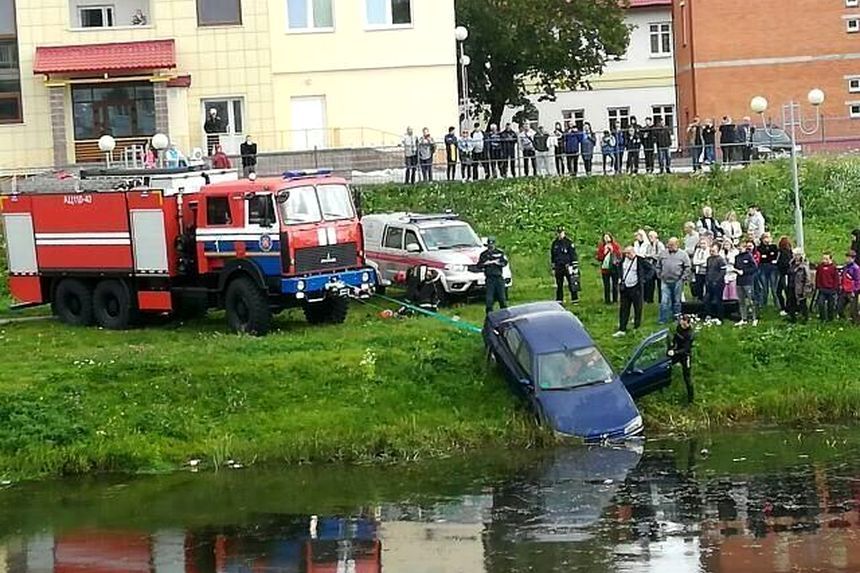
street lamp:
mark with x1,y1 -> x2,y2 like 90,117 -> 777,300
750,89 -> 825,253
152,133 -> 169,168
455,25 -> 471,126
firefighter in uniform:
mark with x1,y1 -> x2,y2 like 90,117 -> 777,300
667,314 -> 695,404
550,227 -> 580,304
478,237 -> 509,314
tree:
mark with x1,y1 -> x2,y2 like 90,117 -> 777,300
457,0 -> 630,127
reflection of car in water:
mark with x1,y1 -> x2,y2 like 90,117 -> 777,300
488,445 -> 643,544
483,302 -> 673,441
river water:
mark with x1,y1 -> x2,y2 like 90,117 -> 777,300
2,428 -> 860,572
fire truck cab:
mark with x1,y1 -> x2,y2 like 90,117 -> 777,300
1,168 -> 376,335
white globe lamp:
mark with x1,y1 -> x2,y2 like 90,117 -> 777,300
750,96 -> 768,115
461,54 -> 471,67
807,88 -> 825,107
98,135 -> 116,152
151,133 -> 169,150
454,26 -> 469,42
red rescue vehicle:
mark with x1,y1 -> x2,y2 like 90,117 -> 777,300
0,167 -> 376,335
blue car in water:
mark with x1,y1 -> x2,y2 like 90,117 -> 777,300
483,302 -> 672,441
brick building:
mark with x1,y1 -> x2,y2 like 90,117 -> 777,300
673,0 -> 860,147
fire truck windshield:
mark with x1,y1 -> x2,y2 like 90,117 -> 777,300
278,183 -> 355,225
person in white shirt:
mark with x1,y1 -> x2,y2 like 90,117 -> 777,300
720,237 -> 740,302
634,229 -> 649,258
614,245 -> 653,337
721,210 -> 743,246
683,222 -> 700,256
401,127 -> 419,184
745,205 -> 766,245
644,230 -> 666,304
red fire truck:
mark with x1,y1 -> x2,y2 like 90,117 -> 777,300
0,168 -> 376,335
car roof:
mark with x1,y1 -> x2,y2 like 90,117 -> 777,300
491,303 -> 595,354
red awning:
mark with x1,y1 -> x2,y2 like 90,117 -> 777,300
33,39 -> 176,75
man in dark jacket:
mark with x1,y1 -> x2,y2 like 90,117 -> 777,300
486,125 -> 503,179
551,227 -> 580,304
737,117 -> 755,165
614,245 -> 655,337
239,135 -> 257,179
654,118 -> 672,174
735,240 -> 759,326
702,119 -> 717,165
478,237 -> 509,314
444,127 -> 458,181
686,116 -> 704,172
640,118 -> 656,174
500,123 -> 518,178
563,126 -> 581,176
705,244 -> 727,319
204,108 -> 227,155
755,232 -> 780,308
668,314 -> 695,404
719,116 -> 737,165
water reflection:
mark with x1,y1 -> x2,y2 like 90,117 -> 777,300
3,432 -> 860,573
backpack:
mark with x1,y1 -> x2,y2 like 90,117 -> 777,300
842,267 -> 857,293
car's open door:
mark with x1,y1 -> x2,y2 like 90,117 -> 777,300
620,329 -> 672,399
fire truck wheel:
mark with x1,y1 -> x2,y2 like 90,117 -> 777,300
225,277 -> 271,335
93,280 -> 135,330
303,297 -> 349,325
54,279 -> 95,326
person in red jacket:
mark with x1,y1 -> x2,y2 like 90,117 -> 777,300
596,232 -> 622,304
211,144 -> 232,169
815,251 -> 839,321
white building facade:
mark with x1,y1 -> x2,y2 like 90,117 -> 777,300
504,0 -> 676,141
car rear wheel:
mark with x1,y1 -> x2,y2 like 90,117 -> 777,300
54,279 -> 95,326
93,279 -> 136,330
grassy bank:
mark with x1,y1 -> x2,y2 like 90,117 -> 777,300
1,159 -> 860,480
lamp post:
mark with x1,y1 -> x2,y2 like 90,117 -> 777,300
750,89 -> 825,253
98,135 -> 116,168
455,25 -> 470,126
151,133 -> 170,168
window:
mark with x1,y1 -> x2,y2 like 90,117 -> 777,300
248,195 -> 276,226
652,105 -> 675,131
280,185 -> 322,224
287,0 -> 333,30
366,0 -> 411,28
649,22 -> 672,56
201,98 -> 244,139
502,327 -> 522,354
850,104 -> 860,119
847,18 -> 860,33
848,0 -> 859,7
317,184 -> 355,221
78,5 -> 114,28
207,196 -> 232,226
849,78 -> 860,93
404,230 -> 421,251
562,109 -> 585,131
419,224 -> 481,250
537,347 -> 615,390
0,0 -> 22,124
72,83 -> 155,139
197,0 -> 242,26
515,340 -> 533,378
383,226 -> 404,249
608,107 -> 630,131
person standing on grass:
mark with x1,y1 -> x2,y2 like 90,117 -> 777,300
704,243 -> 727,320
634,229 -> 649,258
471,123 -> 487,180
601,130 -> 616,175
580,123 -> 596,176
734,240 -> 759,326
518,124 -> 536,177
720,237 -> 740,304
478,237 -> 509,314
686,116 -> 704,173
815,252 -> 839,322
625,126 -> 641,174
239,135 -> 257,179
645,230 -> 665,304
457,128 -> 473,181
755,232 -> 780,308
533,126 -> 552,176
417,128 -> 436,182
683,222 -> 700,257
563,125 -> 581,177
745,205 -> 766,245
597,233 -> 622,304
702,119 -> 717,166
697,206 -> 722,238
656,237 -> 691,324
691,237 -> 710,302
654,118 -> 672,174
501,123 -> 519,178
554,122 -> 566,176
444,126 -> 458,182
787,248 -> 812,323
667,314 -> 695,405
776,236 -> 793,315
401,126 -> 419,185
551,227 -> 580,304
641,117 -> 656,174
721,210 -> 743,246
614,245 -> 654,338
839,250 -> 860,323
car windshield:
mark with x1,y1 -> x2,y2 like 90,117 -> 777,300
318,184 -> 355,221
279,185 -> 322,225
537,347 -> 615,391
419,224 -> 482,250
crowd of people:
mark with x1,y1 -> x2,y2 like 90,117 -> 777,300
400,114 -> 766,184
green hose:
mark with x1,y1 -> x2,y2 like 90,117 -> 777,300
371,293 -> 483,335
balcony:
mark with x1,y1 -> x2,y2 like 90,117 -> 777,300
69,0 -> 152,30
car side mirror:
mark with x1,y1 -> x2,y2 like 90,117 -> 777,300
406,243 -> 421,253
519,378 -> 532,388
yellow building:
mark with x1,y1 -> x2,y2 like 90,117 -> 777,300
0,0 -> 459,172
